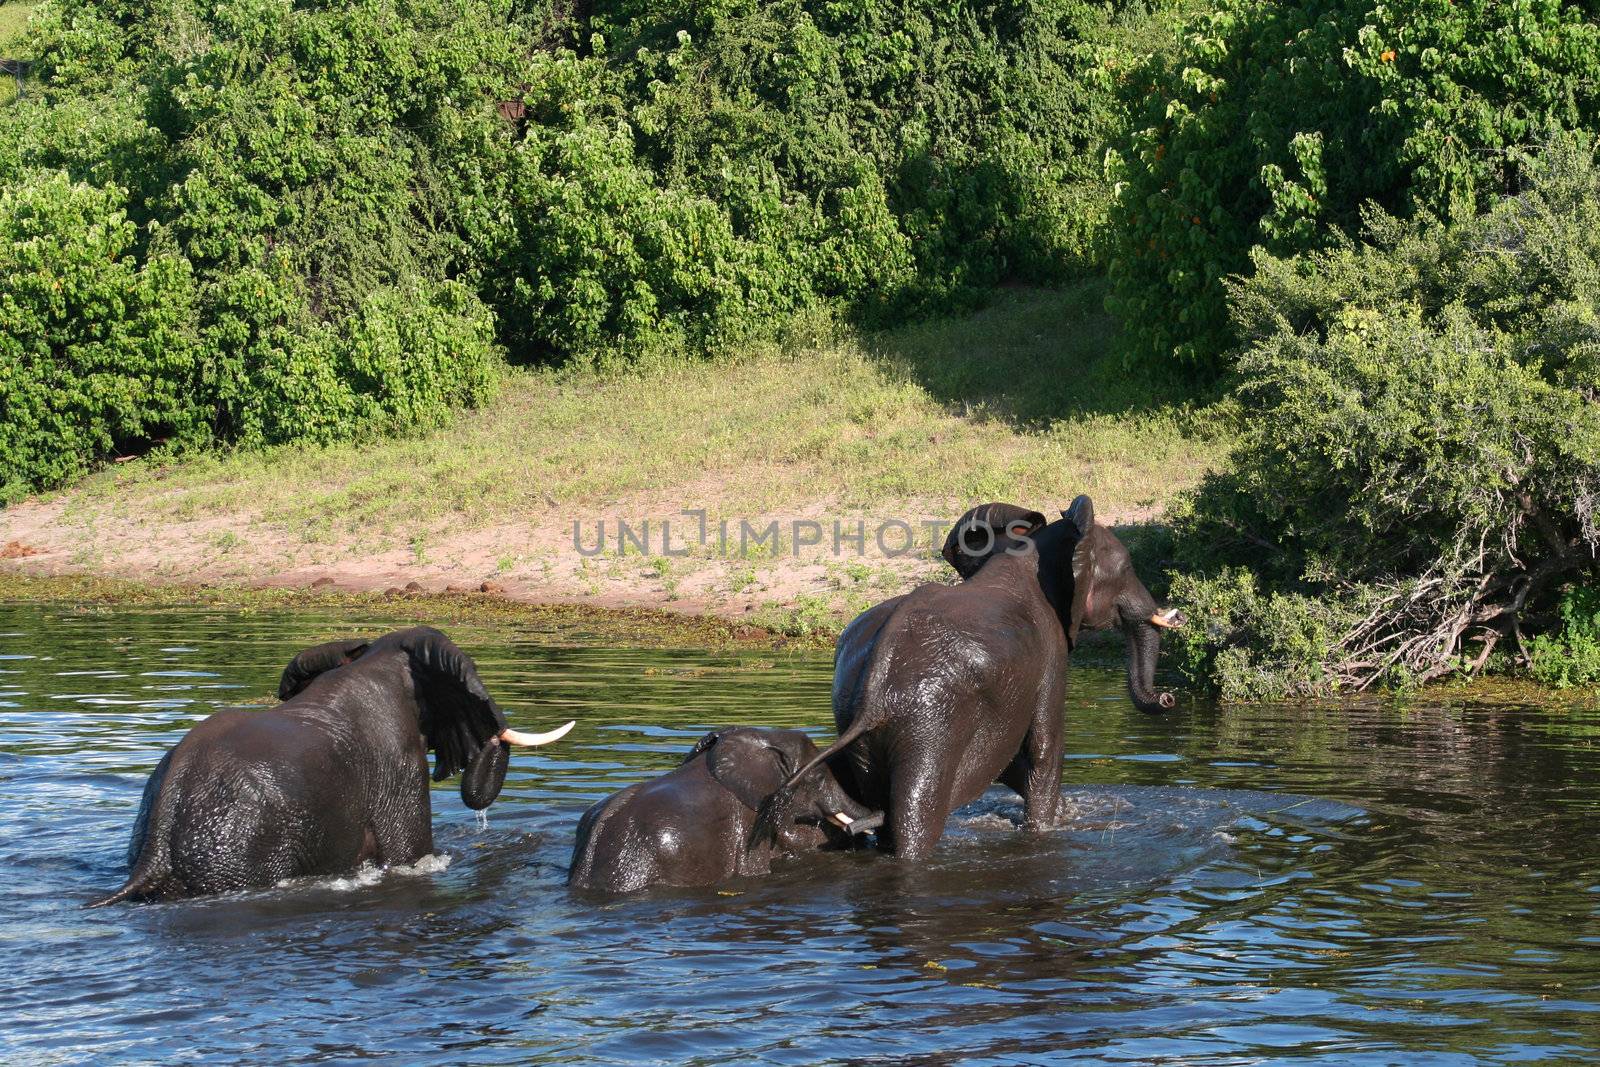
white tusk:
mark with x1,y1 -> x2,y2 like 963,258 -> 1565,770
1150,608 -> 1184,629
499,720 -> 576,747
830,811 -> 853,828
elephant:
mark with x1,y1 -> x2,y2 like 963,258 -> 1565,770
755,495 -> 1185,860
87,626 -> 574,905
568,727 -> 880,893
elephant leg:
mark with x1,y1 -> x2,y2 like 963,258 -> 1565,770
1000,731 -> 1064,831
828,740 -> 885,813
1015,678 -> 1068,831
997,753 -> 1032,803
883,760 -> 950,861
372,756 -> 435,866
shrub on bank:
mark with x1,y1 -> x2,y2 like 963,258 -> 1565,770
202,268 -> 498,449
0,172 -> 199,502
1107,0 -> 1600,377
597,0 -> 1146,316
0,167 -> 500,497
0,0 -> 513,491
0,0 -> 1169,490
1168,141 -> 1600,698
1528,588 -> 1600,690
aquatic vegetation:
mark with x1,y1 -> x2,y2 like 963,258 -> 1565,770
0,571 -> 768,648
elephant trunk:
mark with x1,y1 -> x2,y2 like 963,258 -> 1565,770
461,720 -> 577,810
1121,606 -> 1185,714
822,785 -> 881,835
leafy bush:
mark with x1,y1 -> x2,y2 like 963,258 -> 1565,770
1528,587 -> 1600,690
0,0 -> 1176,489
202,267 -> 498,448
473,0 -> 1168,358
0,0 -> 506,491
600,0 -> 1147,316
0,172 -> 199,501
458,50 -> 802,365
1108,0 -> 1600,376
1165,568 -> 1356,701
1169,140 -> 1600,698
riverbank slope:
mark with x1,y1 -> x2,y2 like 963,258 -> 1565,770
0,285 -> 1222,632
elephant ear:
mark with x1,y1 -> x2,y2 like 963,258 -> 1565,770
366,626 -> 509,785
704,731 -> 794,813
940,503 -> 1047,578
1062,494 -> 1097,649
278,638 -> 371,700
1064,494 -> 1095,537
682,730 -> 724,765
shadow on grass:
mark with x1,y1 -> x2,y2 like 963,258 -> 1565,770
867,279 -> 1203,430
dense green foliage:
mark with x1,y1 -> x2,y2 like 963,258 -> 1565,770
1528,587 -> 1600,689
0,0 -> 1161,492
0,0 -> 504,496
0,172 -> 199,496
1108,0 -> 1600,376
1168,141 -> 1600,698
594,0 -> 1139,317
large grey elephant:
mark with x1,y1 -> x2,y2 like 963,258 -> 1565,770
568,727 -> 879,893
88,626 -> 574,905
756,495 -> 1184,860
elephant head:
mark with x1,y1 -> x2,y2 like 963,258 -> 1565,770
277,627 -> 574,809
941,498 -> 1185,711
697,728 -> 879,851
940,503 -> 1047,579
1056,495 -> 1186,713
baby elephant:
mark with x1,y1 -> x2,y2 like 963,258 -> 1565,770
89,626 -> 574,905
568,727 -> 880,893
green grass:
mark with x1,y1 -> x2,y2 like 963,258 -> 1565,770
0,572 -> 775,648
0,2 -> 32,52
0,2 -> 35,106
63,283 -> 1224,539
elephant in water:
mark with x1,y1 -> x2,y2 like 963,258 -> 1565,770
756,495 -> 1185,860
88,626 -> 574,905
568,727 -> 880,893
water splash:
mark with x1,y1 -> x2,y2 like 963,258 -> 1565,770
280,854 -> 454,893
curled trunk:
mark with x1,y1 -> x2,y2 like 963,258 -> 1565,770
1123,620 -> 1175,713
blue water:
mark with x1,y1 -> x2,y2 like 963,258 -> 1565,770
2,603 -> 1598,1064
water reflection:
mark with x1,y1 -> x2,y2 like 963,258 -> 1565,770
0,603 -> 1597,1063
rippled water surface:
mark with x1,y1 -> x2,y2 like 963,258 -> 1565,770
3,603 -> 1600,1064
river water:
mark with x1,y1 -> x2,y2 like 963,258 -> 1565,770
1,602 -> 1598,1064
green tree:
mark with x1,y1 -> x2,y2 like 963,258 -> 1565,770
1108,0 -> 1600,376
0,172 -> 199,499
1170,141 -> 1600,697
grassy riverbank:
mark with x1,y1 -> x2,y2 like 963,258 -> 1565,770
0,285 -> 1224,629
0,572 -> 780,648
0,3 -> 30,51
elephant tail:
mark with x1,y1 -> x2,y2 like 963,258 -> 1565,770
746,716 -> 874,853
83,850 -> 170,908
85,754 -> 179,908
84,875 -> 148,909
